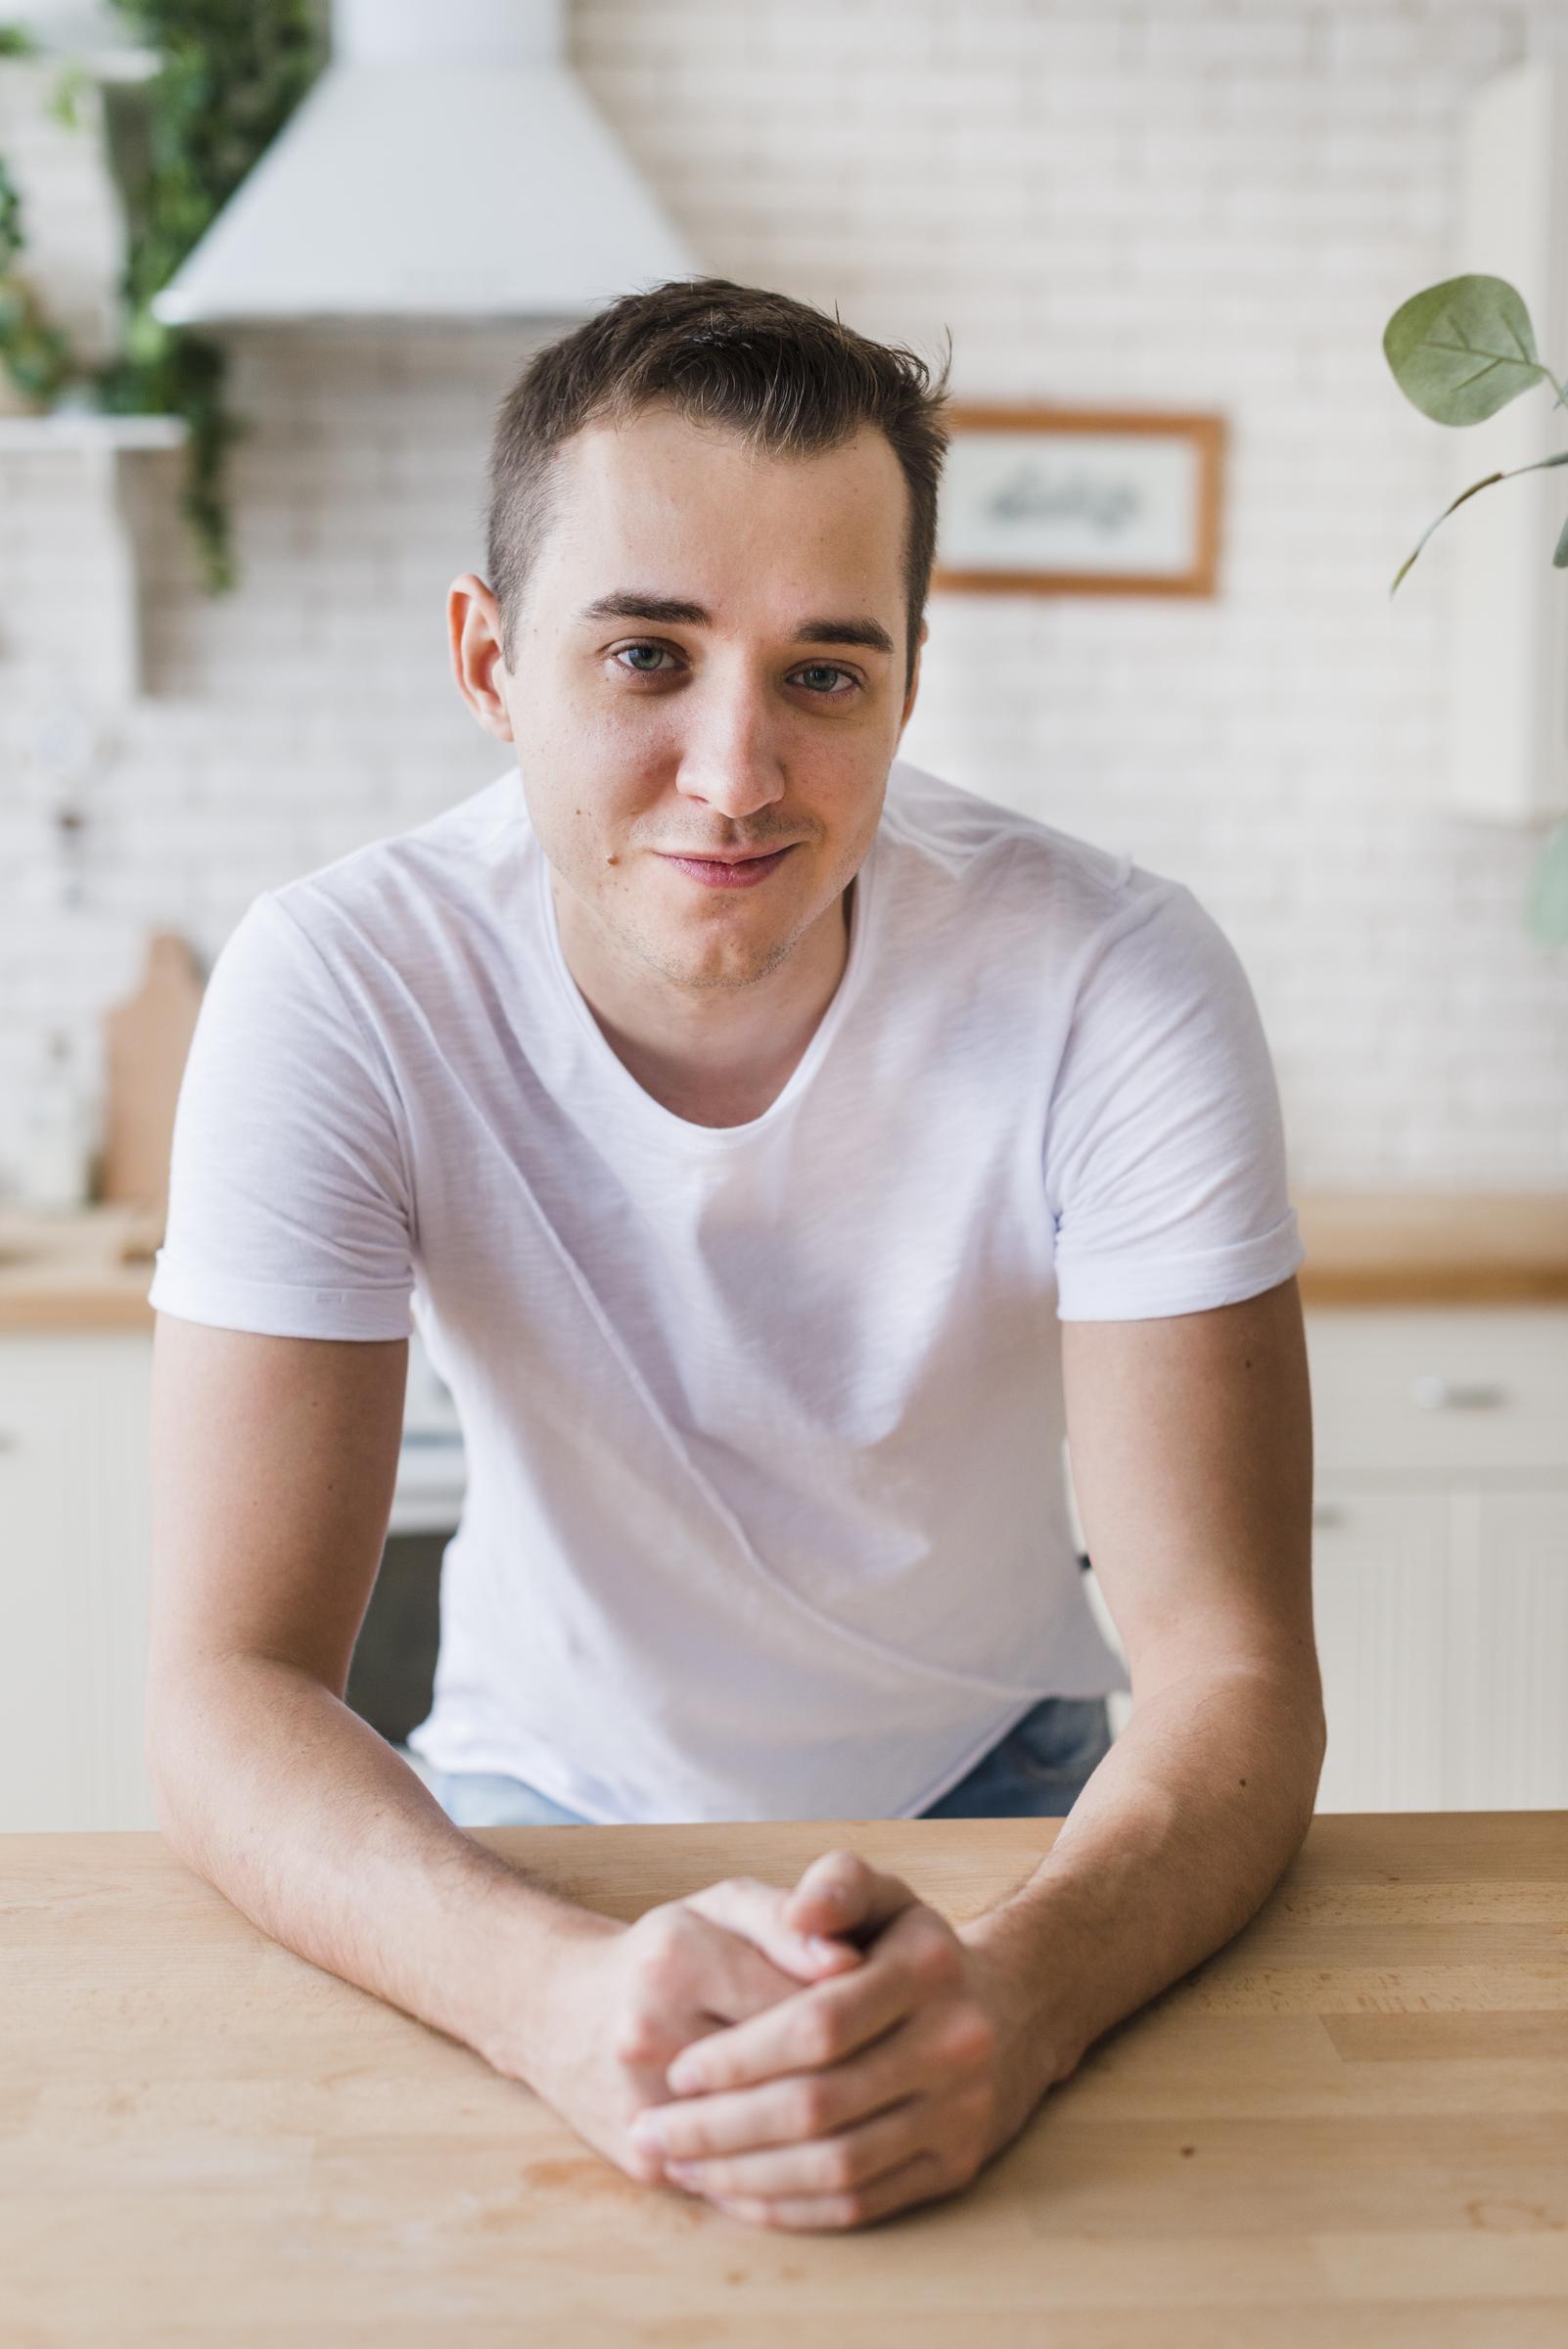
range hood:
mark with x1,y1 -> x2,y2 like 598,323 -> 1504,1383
150,0 -> 698,327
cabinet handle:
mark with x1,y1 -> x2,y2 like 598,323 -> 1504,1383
1410,1375 -> 1509,1411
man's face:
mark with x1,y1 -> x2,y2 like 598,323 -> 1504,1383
483,400 -> 923,994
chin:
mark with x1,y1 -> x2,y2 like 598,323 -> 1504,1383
679,936 -> 791,985
654,915 -> 799,988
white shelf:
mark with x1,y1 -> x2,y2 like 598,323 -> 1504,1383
0,411 -> 187,451
3,5 -> 160,82
0,411 -> 189,702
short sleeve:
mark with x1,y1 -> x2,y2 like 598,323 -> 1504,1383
1044,878 -> 1305,1320
146,891 -> 416,1340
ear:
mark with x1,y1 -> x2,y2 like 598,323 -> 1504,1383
447,574 -> 515,742
899,617 -> 929,737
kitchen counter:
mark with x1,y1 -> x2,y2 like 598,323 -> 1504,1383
2,1812 -> 1564,2342
2,1191 -> 1566,1332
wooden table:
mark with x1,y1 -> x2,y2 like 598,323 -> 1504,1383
3,1813 -> 1565,2345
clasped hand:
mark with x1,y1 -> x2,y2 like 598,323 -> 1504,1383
527,1848 -> 1050,2234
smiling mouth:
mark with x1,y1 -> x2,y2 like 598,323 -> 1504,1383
656,844 -> 799,890
660,846 -> 795,863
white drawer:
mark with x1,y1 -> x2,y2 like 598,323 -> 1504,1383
1304,1306 -> 1568,1479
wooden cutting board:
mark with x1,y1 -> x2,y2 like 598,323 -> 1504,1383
95,929 -> 206,1226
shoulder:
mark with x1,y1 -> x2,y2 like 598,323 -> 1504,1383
262,765 -> 525,967
879,756 -> 1205,979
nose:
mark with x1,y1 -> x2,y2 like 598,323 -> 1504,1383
672,668 -> 788,823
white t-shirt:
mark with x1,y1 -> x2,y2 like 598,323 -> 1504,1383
148,757 -> 1305,1821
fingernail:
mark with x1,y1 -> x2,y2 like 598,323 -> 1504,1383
808,1936 -> 847,1958
629,2116 -> 665,2151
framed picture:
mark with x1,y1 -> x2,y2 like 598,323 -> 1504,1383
932,404 -> 1225,596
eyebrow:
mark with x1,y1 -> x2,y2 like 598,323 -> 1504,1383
576,591 -> 897,659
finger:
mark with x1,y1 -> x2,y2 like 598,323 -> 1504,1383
676,1912 -> 838,2036
705,2148 -> 947,2234
665,1904 -> 941,2096
779,1851 -> 919,1946
679,1877 -> 866,1986
613,1909 -> 838,2097
629,1901 -> 869,2095
664,2096 -> 926,2203
636,2003 -> 950,2162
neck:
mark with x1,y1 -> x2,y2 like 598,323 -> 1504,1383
551,871 -> 856,1122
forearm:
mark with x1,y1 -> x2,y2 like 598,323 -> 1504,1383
146,1654 -> 614,2084
966,1667 -> 1326,2094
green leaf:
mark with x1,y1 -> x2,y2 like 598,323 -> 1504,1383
1383,274 -> 1548,425
47,63 -> 88,131
3,3 -> 325,594
1525,817 -> 1568,947
1555,510 -> 1568,569
1390,446 -> 1568,593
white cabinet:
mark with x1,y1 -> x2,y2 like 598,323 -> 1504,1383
0,1332 -> 155,1832
1314,1482 -> 1568,1813
0,1323 -> 451,1833
1446,1486 -> 1568,1808
1069,1305 -> 1568,1813
1310,1486 -> 1453,1811
1307,1306 -> 1568,1813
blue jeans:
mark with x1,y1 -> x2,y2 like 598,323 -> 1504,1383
394,1692 -> 1115,1827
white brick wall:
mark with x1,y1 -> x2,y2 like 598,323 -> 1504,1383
2,1 -> 1566,1198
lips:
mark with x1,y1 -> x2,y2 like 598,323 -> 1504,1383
665,848 -> 791,862
659,843 -> 797,889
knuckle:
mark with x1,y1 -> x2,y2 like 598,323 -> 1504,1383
630,1943 -> 682,2003
631,1904 -> 683,1958
799,2005 -> 844,2065
815,2137 -> 859,2190
945,2005 -> 997,2066
628,1911 -> 689,1988
790,2078 -> 835,2136
915,1923 -> 963,1988
610,2015 -> 663,2066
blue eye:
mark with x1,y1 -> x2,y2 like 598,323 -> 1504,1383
615,643 -> 674,674
610,643 -> 860,697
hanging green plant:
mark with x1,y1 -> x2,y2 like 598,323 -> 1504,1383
0,2 -> 322,590
0,148 -> 78,400
0,23 -> 80,403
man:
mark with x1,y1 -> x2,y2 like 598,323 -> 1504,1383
146,277 -> 1322,2235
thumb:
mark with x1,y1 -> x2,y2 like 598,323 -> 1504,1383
780,1848 -> 917,1946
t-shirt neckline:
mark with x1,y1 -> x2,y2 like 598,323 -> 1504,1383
534,823 -> 879,1149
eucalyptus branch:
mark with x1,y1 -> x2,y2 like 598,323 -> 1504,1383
1384,274 -> 1568,589
1383,270 -> 1568,946
1390,445 -> 1568,594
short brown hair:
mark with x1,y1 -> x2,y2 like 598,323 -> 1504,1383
484,276 -> 952,692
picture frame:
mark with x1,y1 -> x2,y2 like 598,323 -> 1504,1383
932,404 -> 1226,597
